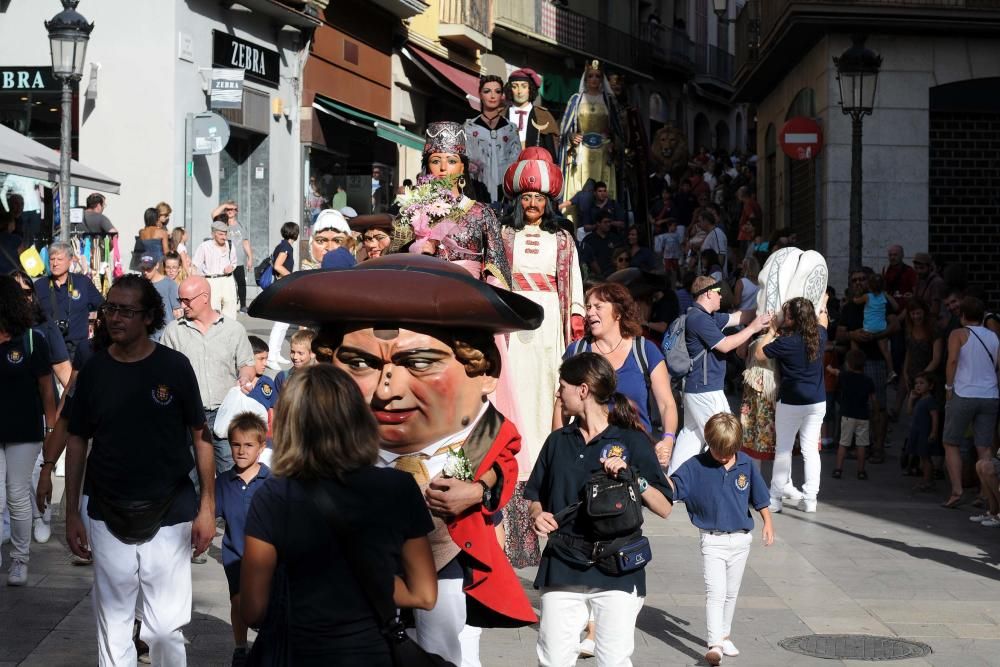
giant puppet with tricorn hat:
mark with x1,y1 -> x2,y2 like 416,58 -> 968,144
504,68 -> 560,163
249,254 -> 541,666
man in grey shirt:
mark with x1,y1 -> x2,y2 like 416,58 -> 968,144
82,193 -> 116,234
160,275 -> 255,473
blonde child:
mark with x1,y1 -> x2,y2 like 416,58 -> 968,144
669,413 -> 774,666
216,413 -> 270,666
274,329 -> 316,395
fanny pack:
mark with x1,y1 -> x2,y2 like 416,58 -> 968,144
90,485 -> 183,544
547,531 -> 652,576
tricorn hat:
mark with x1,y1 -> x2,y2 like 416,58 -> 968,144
503,147 -> 563,198
423,121 -> 466,156
248,254 -> 543,333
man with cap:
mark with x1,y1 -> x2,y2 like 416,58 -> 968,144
192,219 -> 239,320
669,275 -> 772,475
505,68 -> 560,162
249,255 -> 540,667
499,147 -> 584,566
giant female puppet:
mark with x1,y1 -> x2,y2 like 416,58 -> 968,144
499,147 -> 585,567
249,255 -> 542,667
558,60 -> 624,201
464,75 -> 522,205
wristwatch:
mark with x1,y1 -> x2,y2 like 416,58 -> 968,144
476,479 -> 491,506
637,476 -> 648,492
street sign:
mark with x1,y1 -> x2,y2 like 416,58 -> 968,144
779,117 -> 823,160
191,112 -> 230,156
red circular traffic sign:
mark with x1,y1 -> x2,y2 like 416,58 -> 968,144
779,117 -> 823,160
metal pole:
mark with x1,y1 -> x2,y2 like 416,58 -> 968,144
184,113 -> 194,241
59,78 -> 73,242
849,114 -> 863,271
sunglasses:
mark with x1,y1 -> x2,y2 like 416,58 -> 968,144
179,292 -> 208,306
101,303 -> 146,319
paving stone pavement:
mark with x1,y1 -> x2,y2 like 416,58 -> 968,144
3,316 -> 999,665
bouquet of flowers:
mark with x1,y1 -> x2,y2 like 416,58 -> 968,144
393,174 -> 462,255
442,448 -> 474,481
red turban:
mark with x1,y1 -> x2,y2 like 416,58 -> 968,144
503,149 -> 563,198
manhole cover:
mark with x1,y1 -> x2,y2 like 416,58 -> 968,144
779,634 -> 932,661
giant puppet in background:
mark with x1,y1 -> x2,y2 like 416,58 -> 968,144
607,70 -> 650,235
558,60 -> 624,202
465,75 -> 522,205
504,68 -> 560,163
249,255 -> 542,667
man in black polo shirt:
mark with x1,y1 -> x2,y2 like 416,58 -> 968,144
63,275 -> 215,666
581,210 -> 624,278
33,242 -> 103,357
837,267 -> 897,464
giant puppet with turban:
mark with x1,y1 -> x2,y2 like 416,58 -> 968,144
498,147 -> 585,567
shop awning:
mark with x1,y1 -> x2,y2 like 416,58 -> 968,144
0,124 -> 121,194
402,44 -> 481,111
312,96 -> 424,150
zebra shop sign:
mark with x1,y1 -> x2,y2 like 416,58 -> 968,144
0,67 -> 58,91
212,31 -> 279,88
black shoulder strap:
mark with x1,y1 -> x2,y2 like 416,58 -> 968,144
966,326 -> 997,368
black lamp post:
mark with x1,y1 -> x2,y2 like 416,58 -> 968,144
45,0 -> 93,242
834,34 -> 882,271
712,0 -> 734,24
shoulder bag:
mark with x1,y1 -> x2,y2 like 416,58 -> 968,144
305,480 -> 455,667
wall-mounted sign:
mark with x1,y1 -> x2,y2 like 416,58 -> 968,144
0,67 -> 58,92
779,117 -> 824,160
210,69 -> 244,109
212,31 -> 279,89
192,112 -> 231,156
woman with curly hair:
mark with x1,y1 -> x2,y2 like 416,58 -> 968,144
755,293 -> 830,513
0,274 -> 58,585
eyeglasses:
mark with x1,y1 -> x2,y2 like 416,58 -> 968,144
101,303 -> 146,319
178,291 -> 208,306
363,233 -> 389,243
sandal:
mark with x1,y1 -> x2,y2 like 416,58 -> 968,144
941,494 -> 963,509
858,471 -> 868,480
832,469 -> 842,479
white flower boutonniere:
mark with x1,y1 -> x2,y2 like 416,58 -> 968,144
442,448 -> 474,481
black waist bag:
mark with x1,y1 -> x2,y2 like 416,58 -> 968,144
583,468 -> 644,539
90,486 -> 181,544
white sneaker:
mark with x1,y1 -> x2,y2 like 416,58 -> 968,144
265,358 -> 284,371
705,645 -> 723,666
578,637 -> 595,658
798,498 -> 818,513
33,517 -> 51,544
7,559 -> 27,586
782,487 -> 804,503
721,639 -> 740,656
970,513 -> 995,523
767,499 -> 782,513
982,517 -> 1000,528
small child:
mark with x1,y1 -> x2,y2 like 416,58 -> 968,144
216,413 -> 270,666
246,336 -> 278,414
275,329 -> 316,394
669,413 -> 774,666
656,218 -> 682,274
906,372 -> 940,492
852,273 -> 899,382
829,349 -> 876,479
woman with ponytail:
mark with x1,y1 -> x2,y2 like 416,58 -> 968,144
525,352 -> 672,665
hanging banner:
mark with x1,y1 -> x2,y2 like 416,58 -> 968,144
210,69 -> 244,110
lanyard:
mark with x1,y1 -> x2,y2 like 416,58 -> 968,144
50,274 -> 74,323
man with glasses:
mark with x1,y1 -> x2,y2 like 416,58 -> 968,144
160,276 -> 255,477
192,220 -> 239,319
212,201 -> 253,313
34,242 -> 104,358
837,268 -> 897,464
63,275 -> 215,665
670,275 -> 772,474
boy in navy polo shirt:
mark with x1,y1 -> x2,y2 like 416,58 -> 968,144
216,412 -> 269,666
670,413 -> 773,666
246,336 -> 278,415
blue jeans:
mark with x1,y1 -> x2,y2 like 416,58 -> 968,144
204,409 -> 234,474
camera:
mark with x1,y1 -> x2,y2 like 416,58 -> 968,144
56,320 -> 70,337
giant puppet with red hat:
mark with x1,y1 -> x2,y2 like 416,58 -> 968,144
496,147 -> 585,568
504,68 -> 560,163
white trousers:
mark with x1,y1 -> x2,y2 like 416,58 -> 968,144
700,531 -> 753,647
0,441 -> 42,563
82,496 -> 193,667
207,276 -> 238,320
670,390 -> 731,475
412,575 -> 481,667
267,321 -> 290,360
537,586 -> 644,667
771,401 -> 826,501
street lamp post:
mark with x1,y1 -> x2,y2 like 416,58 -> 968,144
45,0 -> 93,242
712,0 -> 734,24
834,34 -> 882,271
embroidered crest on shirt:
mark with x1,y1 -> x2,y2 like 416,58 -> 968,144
735,472 -> 749,491
152,384 -> 174,406
261,382 -> 273,397
70,289 -> 81,300
6,349 -> 23,364
600,443 -> 629,462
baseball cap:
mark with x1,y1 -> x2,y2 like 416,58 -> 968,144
139,255 -> 157,270
211,220 -> 228,233
313,209 -> 350,235
339,206 -> 358,219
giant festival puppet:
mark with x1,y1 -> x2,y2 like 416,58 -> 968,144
249,254 -> 542,667
504,68 -> 560,163
741,247 -> 829,461
464,75 -> 522,205
558,60 -> 624,201
607,70 -> 650,234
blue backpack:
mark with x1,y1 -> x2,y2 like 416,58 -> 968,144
661,309 -> 708,386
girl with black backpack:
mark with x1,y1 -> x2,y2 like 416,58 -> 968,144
525,352 -> 672,665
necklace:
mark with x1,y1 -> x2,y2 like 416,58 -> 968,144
480,110 -> 502,127
594,336 -> 624,356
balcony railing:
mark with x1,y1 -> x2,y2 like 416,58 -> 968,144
638,23 -> 695,71
700,44 -> 734,84
440,0 -> 492,36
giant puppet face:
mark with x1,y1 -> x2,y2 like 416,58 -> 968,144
332,325 -> 498,452
509,80 -> 532,106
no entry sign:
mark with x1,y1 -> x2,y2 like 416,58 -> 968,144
779,117 -> 823,160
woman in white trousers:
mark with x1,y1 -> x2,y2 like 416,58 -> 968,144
756,294 -> 829,513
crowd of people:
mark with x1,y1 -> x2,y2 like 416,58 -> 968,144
3,68 -> 1000,667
